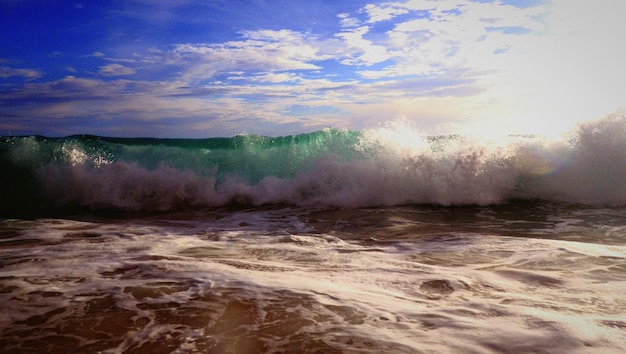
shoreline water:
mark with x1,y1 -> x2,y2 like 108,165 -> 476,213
1,202 -> 625,353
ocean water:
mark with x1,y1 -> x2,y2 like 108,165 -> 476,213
1,113 -> 625,353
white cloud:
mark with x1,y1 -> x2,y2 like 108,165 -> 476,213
0,66 -> 42,79
343,0 -> 550,81
249,72 -> 301,83
87,51 -> 105,57
336,26 -> 390,66
362,3 -> 409,23
171,30 -> 330,83
338,13 -> 360,28
98,64 -> 136,76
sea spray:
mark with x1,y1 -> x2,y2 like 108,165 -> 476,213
532,112 -> 626,204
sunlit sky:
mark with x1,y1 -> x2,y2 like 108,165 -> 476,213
1,0 -> 624,138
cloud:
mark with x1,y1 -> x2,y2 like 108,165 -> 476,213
336,26 -> 391,66
0,76 -> 163,104
0,65 -> 362,137
169,29 -> 331,83
362,3 -> 410,23
346,0 -> 549,80
98,64 -> 136,76
338,13 -> 361,28
248,72 -> 302,83
0,66 -> 42,79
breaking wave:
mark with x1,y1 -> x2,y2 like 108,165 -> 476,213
2,112 -> 625,214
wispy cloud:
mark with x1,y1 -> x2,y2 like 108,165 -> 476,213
0,66 -> 42,80
98,63 -> 136,76
169,29 -> 331,84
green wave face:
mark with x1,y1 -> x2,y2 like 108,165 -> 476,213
2,129 -> 363,184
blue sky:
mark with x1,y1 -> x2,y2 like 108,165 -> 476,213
1,0 -> 624,137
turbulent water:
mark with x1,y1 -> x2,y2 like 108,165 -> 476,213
1,113 -> 625,353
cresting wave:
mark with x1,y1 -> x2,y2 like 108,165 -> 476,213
1,112 -> 625,213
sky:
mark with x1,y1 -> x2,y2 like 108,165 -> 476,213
1,0 -> 624,138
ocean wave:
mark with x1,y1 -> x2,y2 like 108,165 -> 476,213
1,112 -> 625,213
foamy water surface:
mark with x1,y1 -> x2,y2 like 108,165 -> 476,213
1,202 -> 625,353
